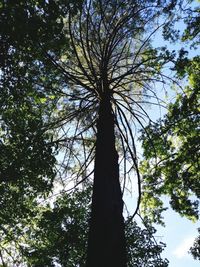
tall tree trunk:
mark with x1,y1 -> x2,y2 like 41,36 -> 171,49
86,94 -> 127,267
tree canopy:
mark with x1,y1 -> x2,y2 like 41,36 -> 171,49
140,56 -> 200,223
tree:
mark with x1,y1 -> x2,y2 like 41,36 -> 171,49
0,0 -> 186,266
0,0 -> 82,263
140,57 -> 200,223
47,1 -> 174,265
190,228 -> 200,261
140,2 -> 200,261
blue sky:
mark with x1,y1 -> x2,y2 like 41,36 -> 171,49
156,205 -> 200,267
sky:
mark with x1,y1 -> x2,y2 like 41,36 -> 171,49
156,204 -> 200,267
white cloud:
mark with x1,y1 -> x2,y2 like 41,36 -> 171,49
173,236 -> 195,259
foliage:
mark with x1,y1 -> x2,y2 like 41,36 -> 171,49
1,187 -> 168,267
181,1 -> 200,47
22,187 -> 92,267
0,0 -> 63,240
126,218 -> 168,267
0,0 -> 82,264
190,228 -> 200,260
140,56 -> 200,223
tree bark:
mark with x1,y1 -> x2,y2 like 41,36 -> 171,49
86,93 -> 127,267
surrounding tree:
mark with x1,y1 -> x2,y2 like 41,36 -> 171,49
140,56 -> 200,223
140,0 -> 200,257
190,228 -> 200,261
0,0 -> 80,264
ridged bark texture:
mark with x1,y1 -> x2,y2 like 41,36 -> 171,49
86,95 -> 127,267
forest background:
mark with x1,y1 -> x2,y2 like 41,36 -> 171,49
0,0 -> 199,266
